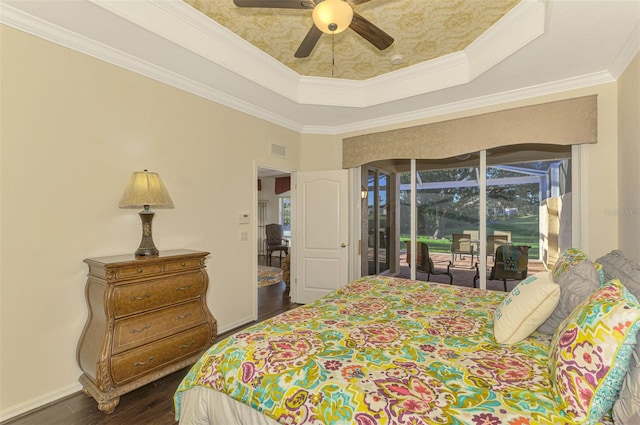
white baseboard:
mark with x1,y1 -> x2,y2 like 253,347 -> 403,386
1,318 -> 257,422
217,316 -> 256,335
0,382 -> 82,422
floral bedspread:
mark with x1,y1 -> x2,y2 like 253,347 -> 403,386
175,276 -> 613,425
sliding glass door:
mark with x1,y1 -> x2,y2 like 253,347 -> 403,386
485,150 -> 572,266
400,157 -> 480,280
362,144 -> 573,289
366,168 -> 391,275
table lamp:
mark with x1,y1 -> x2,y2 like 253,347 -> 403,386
119,169 -> 174,257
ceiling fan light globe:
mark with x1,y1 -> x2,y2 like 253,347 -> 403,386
312,0 -> 353,34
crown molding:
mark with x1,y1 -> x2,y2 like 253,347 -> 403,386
303,71 -> 617,135
609,21 -> 640,79
0,1 -> 624,136
298,51 -> 471,107
465,0 -> 545,80
0,1 -> 306,133
280,0 -> 548,107
91,0 -> 303,102
88,0 -> 546,108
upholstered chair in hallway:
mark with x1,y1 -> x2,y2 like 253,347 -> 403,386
265,223 -> 289,266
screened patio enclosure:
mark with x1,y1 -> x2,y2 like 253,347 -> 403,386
361,144 -> 573,285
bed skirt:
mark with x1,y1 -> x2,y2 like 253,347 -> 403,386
179,386 -> 280,425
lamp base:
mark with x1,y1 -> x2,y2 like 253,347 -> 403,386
135,245 -> 159,257
135,208 -> 159,257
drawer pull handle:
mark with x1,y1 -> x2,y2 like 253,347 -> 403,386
129,324 -> 151,334
175,285 -> 192,291
130,293 -> 151,301
181,262 -> 186,267
176,313 -> 192,321
137,268 -> 143,273
179,340 -> 196,350
133,356 -> 155,367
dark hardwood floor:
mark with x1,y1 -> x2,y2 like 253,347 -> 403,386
3,257 -> 297,425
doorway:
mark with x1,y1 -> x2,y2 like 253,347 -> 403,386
257,167 -> 292,319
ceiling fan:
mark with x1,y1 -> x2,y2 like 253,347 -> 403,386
233,0 -> 394,58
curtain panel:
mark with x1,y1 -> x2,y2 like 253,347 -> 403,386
342,95 -> 597,168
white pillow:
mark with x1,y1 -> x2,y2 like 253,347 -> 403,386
494,272 -> 560,344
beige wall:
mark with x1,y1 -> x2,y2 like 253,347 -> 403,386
299,133 -> 343,171
618,53 -> 640,261
0,25 -> 300,416
0,24 -> 634,419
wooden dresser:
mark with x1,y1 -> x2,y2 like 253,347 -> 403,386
76,249 -> 216,414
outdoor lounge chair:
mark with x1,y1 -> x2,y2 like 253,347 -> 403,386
406,241 -> 453,284
474,244 -> 530,291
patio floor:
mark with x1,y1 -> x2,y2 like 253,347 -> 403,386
395,251 -> 548,292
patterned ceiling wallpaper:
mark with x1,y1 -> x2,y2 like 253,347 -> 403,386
184,0 -> 520,80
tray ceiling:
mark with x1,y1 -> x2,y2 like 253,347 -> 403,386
185,0 -> 520,80
1,0 -> 639,133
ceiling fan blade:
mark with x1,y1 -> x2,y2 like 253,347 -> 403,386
349,11 -> 394,51
295,25 -> 323,58
233,0 -> 314,9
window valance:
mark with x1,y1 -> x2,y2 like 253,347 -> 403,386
342,95 -> 597,169
275,176 -> 291,195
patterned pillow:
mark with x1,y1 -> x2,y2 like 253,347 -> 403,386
494,272 -> 560,344
596,250 -> 640,423
596,249 -> 640,300
551,248 -> 594,281
538,248 -> 600,335
548,279 -> 640,424
593,262 -> 605,285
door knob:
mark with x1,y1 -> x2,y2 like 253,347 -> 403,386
341,243 -> 348,248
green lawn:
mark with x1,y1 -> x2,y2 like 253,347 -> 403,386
400,215 -> 540,257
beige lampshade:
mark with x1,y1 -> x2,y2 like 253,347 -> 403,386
119,170 -> 174,208
312,0 -> 353,34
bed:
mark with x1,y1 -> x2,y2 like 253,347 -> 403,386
175,249 -> 640,425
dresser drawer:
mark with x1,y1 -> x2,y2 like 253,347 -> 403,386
113,271 -> 204,317
115,263 -> 164,280
111,325 -> 210,386
165,257 -> 202,272
112,300 -> 206,354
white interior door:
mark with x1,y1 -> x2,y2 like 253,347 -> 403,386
294,170 -> 349,304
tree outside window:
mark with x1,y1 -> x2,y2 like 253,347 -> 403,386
280,197 -> 291,236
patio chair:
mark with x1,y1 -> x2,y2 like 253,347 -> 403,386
451,233 -> 475,267
487,234 -> 510,261
493,230 -> 512,243
463,230 -> 479,241
406,241 -> 453,284
265,223 -> 289,266
474,244 -> 530,291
